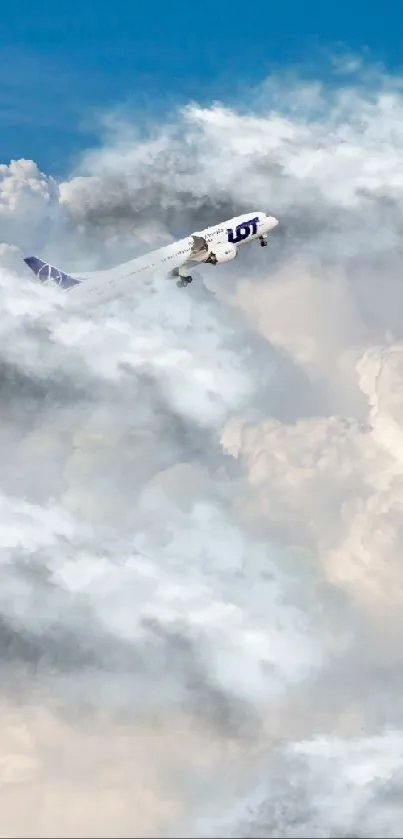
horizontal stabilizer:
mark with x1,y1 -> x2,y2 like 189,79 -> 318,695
24,256 -> 80,290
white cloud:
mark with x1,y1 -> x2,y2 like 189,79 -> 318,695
1,61 -> 403,836
196,732 -> 403,838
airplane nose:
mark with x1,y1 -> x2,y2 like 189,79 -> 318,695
266,216 -> 279,229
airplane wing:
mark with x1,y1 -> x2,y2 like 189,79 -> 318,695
190,235 -> 208,255
189,234 -> 209,263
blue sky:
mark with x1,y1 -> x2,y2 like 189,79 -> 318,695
1,0 -> 402,175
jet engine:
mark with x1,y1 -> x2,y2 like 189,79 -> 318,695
206,242 -> 238,265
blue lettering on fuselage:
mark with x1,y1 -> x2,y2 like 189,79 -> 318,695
227,216 -> 259,244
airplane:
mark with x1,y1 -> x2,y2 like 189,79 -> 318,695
23,211 -> 279,298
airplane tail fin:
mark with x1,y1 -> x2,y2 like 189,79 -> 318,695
23,256 -> 81,290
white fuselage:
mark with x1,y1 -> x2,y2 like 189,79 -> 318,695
200,211 -> 278,247
72,211 -> 278,295
23,210 -> 279,299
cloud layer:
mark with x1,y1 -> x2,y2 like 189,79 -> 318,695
1,63 -> 403,837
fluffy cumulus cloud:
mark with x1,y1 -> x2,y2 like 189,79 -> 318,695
2,62 -> 403,837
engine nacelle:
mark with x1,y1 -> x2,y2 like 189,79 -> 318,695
206,242 -> 238,265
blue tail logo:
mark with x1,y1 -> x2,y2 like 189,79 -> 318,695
24,256 -> 80,290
